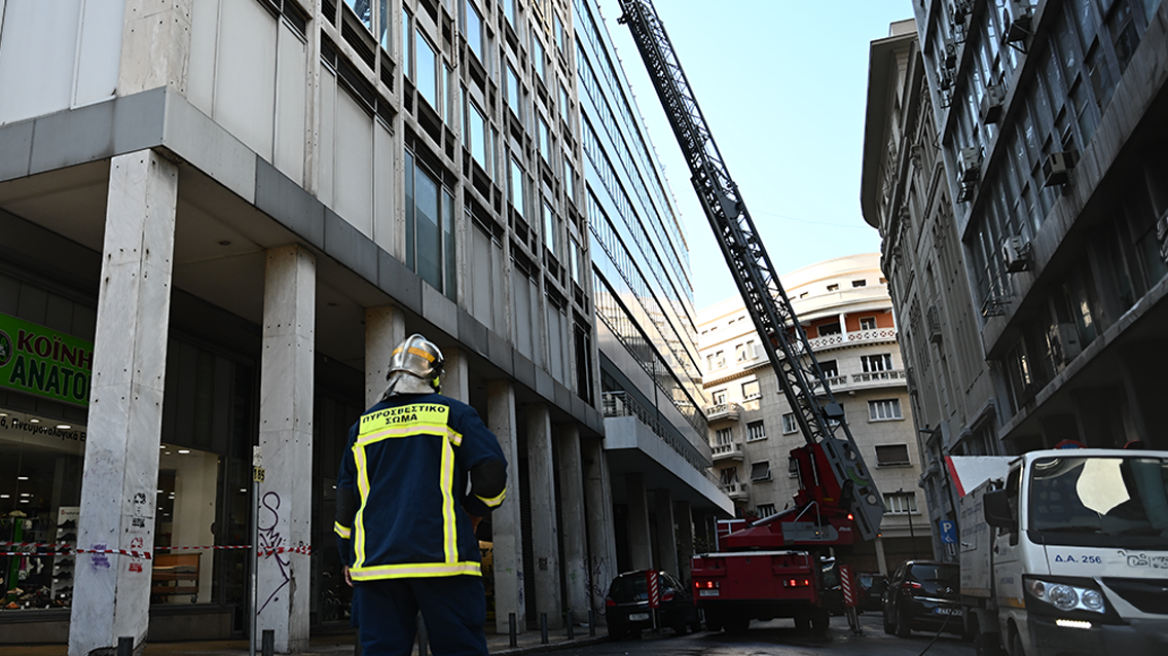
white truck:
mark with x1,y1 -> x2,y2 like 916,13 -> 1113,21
948,448 -> 1168,656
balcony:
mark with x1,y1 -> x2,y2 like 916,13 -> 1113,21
719,480 -> 748,500
706,402 -> 740,422
852,369 -> 907,386
711,441 -> 744,462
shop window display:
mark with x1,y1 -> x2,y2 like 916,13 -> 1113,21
1,410 -> 84,610
1,408 -> 223,610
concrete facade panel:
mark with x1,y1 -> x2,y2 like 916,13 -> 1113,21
0,116 -> 34,181
324,207 -> 378,283
273,20 -> 308,186
378,249 -> 422,314
255,157 -> 324,247
0,0 -> 82,124
211,0 -> 276,159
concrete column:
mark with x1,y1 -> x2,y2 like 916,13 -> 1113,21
255,245 -> 316,653
488,380 -> 525,633
582,437 -> 617,616
364,306 -> 404,407
875,535 -> 889,576
444,347 -> 469,402
69,150 -> 177,656
654,489 -> 677,576
555,425 -> 589,624
626,473 -> 652,571
674,500 -> 694,585
526,404 -> 562,628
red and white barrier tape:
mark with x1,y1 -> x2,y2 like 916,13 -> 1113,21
2,544 -> 312,558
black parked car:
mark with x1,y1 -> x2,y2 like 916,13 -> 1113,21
882,560 -> 965,638
604,570 -> 701,639
858,572 -> 887,612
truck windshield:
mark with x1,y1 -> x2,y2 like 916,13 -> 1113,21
1028,456 -> 1168,548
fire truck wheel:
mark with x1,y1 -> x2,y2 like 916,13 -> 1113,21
705,612 -> 723,632
725,615 -> 750,634
794,616 -> 810,631
811,609 -> 830,632
883,613 -> 895,634
672,614 -> 688,636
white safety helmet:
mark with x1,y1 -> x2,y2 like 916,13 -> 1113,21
387,334 -> 444,393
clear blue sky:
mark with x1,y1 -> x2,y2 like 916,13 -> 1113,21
594,0 -> 914,311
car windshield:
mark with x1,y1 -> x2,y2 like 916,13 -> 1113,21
608,574 -> 647,600
1028,456 -> 1168,548
907,563 -> 958,584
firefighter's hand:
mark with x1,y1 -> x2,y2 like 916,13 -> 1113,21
469,514 -> 483,534
343,566 -> 353,588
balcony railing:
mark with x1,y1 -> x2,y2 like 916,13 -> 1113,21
711,441 -> 744,461
852,369 -> 907,384
705,402 -> 740,422
602,391 -> 707,471
805,328 -> 897,351
719,480 -> 748,499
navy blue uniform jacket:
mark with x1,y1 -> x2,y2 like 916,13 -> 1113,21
334,393 -> 507,581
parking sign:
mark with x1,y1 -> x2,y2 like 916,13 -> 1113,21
939,519 -> 957,544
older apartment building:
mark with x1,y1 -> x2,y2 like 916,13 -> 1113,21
863,0 -> 1168,560
0,0 -> 720,652
697,255 -> 931,575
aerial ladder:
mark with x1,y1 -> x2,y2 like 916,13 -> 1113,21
617,0 -> 885,632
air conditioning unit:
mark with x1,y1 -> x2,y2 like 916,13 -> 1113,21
958,146 -> 981,182
950,0 -> 971,22
944,40 -> 958,69
1005,0 -> 1033,43
980,84 -> 1006,123
1003,236 -> 1032,272
1043,151 -> 1074,186
1056,323 -> 1082,361
939,68 -> 955,91
957,181 -> 975,202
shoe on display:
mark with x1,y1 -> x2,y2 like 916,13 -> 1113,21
58,532 -> 77,542
54,571 -> 72,581
59,520 -> 76,529
56,558 -> 73,569
4,602 -> 18,610
8,510 -> 27,518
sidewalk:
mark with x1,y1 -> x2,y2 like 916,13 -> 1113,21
0,624 -> 607,656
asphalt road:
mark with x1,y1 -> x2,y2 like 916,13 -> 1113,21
529,614 -> 975,656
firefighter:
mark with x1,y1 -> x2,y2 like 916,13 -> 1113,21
335,334 -> 507,656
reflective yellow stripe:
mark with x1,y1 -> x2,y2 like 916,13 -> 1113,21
441,433 -> 457,564
475,489 -> 506,508
357,423 -> 451,447
334,522 -> 352,539
350,561 -> 482,580
359,404 -> 450,438
354,443 -> 371,568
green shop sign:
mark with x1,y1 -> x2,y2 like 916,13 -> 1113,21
0,314 -> 92,406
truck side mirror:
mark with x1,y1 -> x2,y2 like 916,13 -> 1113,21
983,489 -> 1015,530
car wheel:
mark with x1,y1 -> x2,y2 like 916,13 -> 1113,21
895,606 -> 911,638
690,617 -> 703,633
975,633 -> 1006,656
883,613 -> 895,634
606,622 -> 623,640
1011,632 -> 1025,656
672,613 -> 688,636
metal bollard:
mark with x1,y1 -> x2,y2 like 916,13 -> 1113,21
540,612 -> 548,644
116,637 -> 133,656
509,612 -> 518,649
566,611 -> 574,640
589,609 -> 596,637
261,629 -> 274,656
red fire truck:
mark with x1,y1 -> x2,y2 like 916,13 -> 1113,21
616,0 -> 885,634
